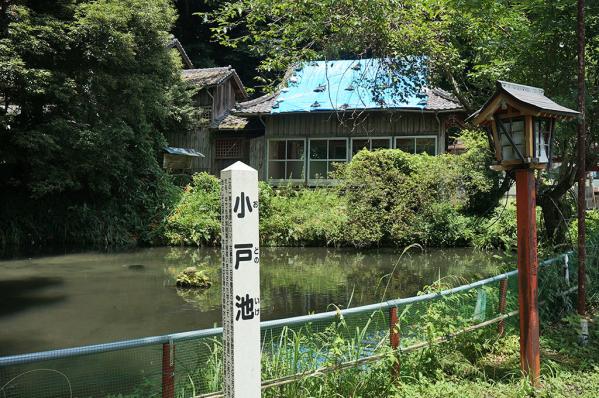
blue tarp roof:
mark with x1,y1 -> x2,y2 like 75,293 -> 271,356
271,58 -> 428,114
164,147 -> 204,157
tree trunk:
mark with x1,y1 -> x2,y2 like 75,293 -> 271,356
537,160 -> 578,245
538,190 -> 571,246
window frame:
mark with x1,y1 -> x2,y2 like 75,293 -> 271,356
394,135 -> 438,155
497,117 -> 525,162
349,136 -> 393,159
307,137 -> 349,185
266,138 -> 307,183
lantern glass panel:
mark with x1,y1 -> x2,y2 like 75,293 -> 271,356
534,118 -> 551,163
498,118 -> 525,162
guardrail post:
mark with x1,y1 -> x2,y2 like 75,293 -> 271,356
162,342 -> 175,398
389,306 -> 400,376
498,279 -> 508,337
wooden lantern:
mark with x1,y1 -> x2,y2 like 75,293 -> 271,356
469,81 -> 579,385
470,81 -> 578,170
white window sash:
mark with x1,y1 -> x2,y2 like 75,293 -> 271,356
394,135 -> 438,155
266,138 -> 307,181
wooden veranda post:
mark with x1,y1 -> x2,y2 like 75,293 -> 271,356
515,169 -> 540,384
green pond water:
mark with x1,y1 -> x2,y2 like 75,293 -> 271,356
0,247 -> 502,356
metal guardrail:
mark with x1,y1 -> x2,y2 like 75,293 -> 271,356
0,253 -> 571,368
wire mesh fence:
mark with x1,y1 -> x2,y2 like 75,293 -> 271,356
0,252 -> 578,398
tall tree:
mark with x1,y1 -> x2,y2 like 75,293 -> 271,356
0,0 -> 195,250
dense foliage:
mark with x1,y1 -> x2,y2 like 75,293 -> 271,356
208,0 -> 599,243
337,131 -> 501,248
0,0 -> 195,252
164,134 -> 508,249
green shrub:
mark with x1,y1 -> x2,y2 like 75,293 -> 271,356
337,131 -> 496,248
163,175 -> 347,247
162,131 -> 502,249
472,199 -> 518,251
569,209 -> 599,248
164,173 -> 221,246
416,202 -> 475,247
260,187 -> 347,246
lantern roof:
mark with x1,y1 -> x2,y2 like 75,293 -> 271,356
469,81 -> 579,124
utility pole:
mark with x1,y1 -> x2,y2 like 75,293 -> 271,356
576,0 -> 588,344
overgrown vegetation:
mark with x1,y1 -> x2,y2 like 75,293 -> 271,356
0,0 -> 196,254
163,131 -> 513,249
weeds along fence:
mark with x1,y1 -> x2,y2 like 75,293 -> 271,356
0,253 -> 579,398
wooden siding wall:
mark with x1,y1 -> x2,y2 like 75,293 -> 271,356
164,128 -> 212,172
213,79 -> 237,120
196,90 -> 212,107
265,112 -> 448,154
164,78 -> 239,174
249,136 -> 266,179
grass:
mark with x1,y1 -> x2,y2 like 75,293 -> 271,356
169,289 -> 599,397
395,317 -> 599,398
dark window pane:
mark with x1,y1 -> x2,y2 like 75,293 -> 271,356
309,140 -> 327,159
415,138 -> 436,155
309,161 -> 327,179
268,161 -> 285,179
371,138 -> 391,150
269,140 -> 286,160
286,161 -> 305,179
329,139 -> 347,159
396,138 -> 414,153
352,139 -> 369,155
287,140 -> 305,160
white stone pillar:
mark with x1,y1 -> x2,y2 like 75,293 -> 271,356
220,161 -> 261,398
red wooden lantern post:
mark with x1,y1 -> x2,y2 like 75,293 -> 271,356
515,168 -> 540,380
470,81 -> 579,385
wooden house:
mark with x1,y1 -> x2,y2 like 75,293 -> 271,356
163,66 -> 248,172
170,58 -> 466,184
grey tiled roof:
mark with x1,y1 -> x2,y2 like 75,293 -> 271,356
229,89 -> 461,117
234,93 -> 279,115
497,81 -> 579,116
182,67 -> 236,87
424,88 -> 463,111
212,113 -> 250,130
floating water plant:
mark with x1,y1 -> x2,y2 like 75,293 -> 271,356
176,266 -> 212,289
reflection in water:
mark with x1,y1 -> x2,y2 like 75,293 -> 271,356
0,247 -> 501,355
